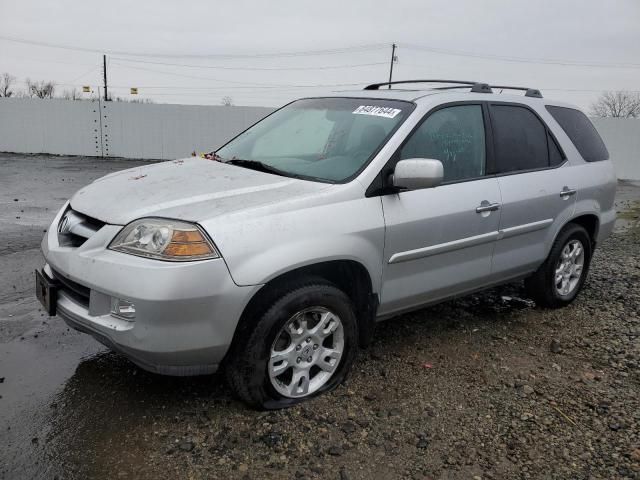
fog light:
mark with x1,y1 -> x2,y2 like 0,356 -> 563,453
110,297 -> 136,320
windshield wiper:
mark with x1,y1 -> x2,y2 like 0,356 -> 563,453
225,159 -> 292,178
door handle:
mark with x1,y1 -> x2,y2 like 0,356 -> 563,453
560,187 -> 577,198
476,202 -> 501,213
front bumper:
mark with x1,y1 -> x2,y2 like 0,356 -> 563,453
41,207 -> 261,376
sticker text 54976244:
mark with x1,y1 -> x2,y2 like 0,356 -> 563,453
353,105 -> 402,119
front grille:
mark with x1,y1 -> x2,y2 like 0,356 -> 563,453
51,268 -> 90,307
57,208 -> 106,247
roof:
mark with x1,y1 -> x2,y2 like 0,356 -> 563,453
319,86 -> 581,111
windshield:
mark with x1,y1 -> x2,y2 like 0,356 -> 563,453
216,97 -> 413,182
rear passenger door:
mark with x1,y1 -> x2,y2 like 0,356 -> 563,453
488,103 -> 576,280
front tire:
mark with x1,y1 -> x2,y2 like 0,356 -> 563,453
525,223 -> 592,308
225,280 -> 358,409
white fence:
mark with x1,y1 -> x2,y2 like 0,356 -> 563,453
0,98 -> 638,179
0,98 -> 103,156
590,118 -> 640,181
0,98 -> 274,160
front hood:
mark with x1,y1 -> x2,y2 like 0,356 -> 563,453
70,157 -> 329,225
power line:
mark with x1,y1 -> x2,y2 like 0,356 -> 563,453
39,78 -> 640,98
539,87 -> 640,93
110,57 -> 387,71
33,77 -> 640,94
110,61 -> 304,87
53,79 -> 370,91
109,61 -> 372,89
65,65 -> 99,84
4,33 -> 639,69
2,52 -> 99,67
0,35 -> 387,59
400,43 -> 640,69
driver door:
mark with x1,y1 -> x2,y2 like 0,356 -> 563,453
378,103 -> 502,316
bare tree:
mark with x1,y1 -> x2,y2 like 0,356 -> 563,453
26,78 -> 56,99
590,91 -> 640,118
0,72 -> 16,97
111,96 -> 155,104
221,96 -> 234,106
61,88 -> 82,100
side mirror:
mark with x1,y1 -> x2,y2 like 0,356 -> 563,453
392,158 -> 443,191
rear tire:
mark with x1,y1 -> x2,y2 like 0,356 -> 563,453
525,223 -> 592,308
225,279 -> 358,409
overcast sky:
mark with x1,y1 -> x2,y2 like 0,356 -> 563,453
1,0 -> 639,109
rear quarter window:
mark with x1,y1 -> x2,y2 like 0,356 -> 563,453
545,106 -> 609,162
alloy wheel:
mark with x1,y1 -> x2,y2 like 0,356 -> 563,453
268,307 -> 345,398
555,239 -> 585,296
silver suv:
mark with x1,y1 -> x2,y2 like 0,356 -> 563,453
37,80 -> 616,408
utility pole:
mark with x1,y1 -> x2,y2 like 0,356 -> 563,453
388,43 -> 397,89
103,54 -> 108,101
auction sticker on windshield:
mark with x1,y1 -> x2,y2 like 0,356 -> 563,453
353,105 -> 402,119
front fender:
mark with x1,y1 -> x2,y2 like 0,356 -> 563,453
204,196 -> 386,294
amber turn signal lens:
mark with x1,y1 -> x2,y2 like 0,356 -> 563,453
165,229 -> 215,257
171,230 -> 205,243
164,241 -> 213,257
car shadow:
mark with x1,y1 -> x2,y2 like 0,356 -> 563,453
49,282 -> 532,410
41,281 -> 536,478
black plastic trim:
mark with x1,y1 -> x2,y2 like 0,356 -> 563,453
364,79 -> 480,90
471,83 -> 493,94
364,80 -> 543,98
50,268 -> 90,307
491,86 -> 543,98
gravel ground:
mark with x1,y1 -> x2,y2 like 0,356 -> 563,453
1,154 -> 639,480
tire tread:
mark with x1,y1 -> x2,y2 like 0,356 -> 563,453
525,223 -> 592,308
225,278 -> 357,409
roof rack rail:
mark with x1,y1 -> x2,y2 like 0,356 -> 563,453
490,86 -> 543,98
363,79 -> 543,98
364,79 -> 490,91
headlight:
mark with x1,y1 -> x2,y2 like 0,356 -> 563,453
109,218 -> 219,261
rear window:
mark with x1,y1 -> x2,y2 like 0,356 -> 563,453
545,106 -> 609,162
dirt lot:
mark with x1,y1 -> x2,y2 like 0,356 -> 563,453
1,153 -> 639,480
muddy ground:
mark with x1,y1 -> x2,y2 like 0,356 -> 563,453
1,153 -> 639,480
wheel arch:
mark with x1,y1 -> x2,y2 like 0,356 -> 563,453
563,213 -> 599,248
540,213 -> 599,272
224,260 -> 378,365
568,214 -> 599,246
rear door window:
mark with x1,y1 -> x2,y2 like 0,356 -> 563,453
546,105 -> 609,162
490,105 -> 549,173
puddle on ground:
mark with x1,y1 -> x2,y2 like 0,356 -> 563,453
614,180 -> 640,233
615,200 -> 640,233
